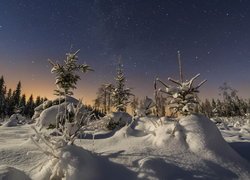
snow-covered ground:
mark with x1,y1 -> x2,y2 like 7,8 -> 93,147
0,114 -> 250,180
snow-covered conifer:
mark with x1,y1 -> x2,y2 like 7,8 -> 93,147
155,51 -> 206,116
112,60 -> 133,112
0,76 -> 6,118
48,49 -> 93,131
48,49 -> 93,96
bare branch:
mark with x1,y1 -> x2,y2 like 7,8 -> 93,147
156,78 -> 170,88
196,79 -> 207,89
177,50 -> 183,83
168,77 -> 182,86
48,59 -> 55,66
74,49 -> 80,56
159,89 -> 172,95
189,73 -> 200,88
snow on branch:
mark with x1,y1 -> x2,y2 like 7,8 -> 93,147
48,49 -> 93,96
154,51 -> 207,116
156,74 -> 206,116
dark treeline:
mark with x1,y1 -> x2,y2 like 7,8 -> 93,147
199,97 -> 250,118
0,76 -> 47,119
94,81 -> 250,118
198,82 -> 250,118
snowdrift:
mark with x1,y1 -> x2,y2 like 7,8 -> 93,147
178,115 -> 250,168
0,165 -> 30,180
2,114 -> 25,127
33,96 -> 86,129
102,111 -> 132,130
31,144 -> 137,180
0,114 -> 249,180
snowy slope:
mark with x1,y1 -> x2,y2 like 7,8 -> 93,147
0,115 -> 249,180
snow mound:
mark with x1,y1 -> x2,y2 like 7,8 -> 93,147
31,144 -> 137,180
36,103 -> 65,128
179,115 -> 240,157
2,114 -> 25,127
34,96 -> 86,129
31,144 -> 98,180
0,165 -> 30,180
103,112 -> 132,130
146,115 -> 250,176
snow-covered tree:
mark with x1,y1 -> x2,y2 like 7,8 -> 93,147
0,76 -> 6,118
19,94 -> 26,116
24,94 -> 35,118
95,83 -> 114,114
5,88 -> 14,116
112,60 -> 133,112
13,81 -> 21,106
48,49 -> 93,97
30,50 -> 97,179
218,82 -> 243,116
48,49 -> 93,130
155,51 -> 206,116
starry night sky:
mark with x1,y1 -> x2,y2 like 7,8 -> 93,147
1,0 -> 250,103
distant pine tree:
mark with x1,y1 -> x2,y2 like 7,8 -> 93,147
25,94 -> 35,118
0,76 -> 6,118
20,94 -> 26,116
35,96 -> 42,107
5,88 -> 14,116
13,81 -> 21,107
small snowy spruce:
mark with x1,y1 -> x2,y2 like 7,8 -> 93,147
48,49 -> 93,131
30,49 -> 95,179
48,49 -> 93,96
155,51 -> 206,116
112,59 -> 133,112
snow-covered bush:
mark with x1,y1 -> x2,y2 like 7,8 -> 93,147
61,102 -> 95,142
30,126 -> 98,180
30,101 -> 95,179
103,112 -> 132,130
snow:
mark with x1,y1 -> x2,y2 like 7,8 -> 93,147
0,165 -> 30,180
34,96 -> 85,129
102,111 -> 132,130
2,114 -> 26,127
0,114 -> 250,179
